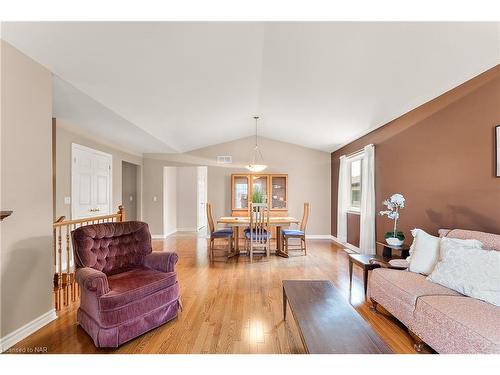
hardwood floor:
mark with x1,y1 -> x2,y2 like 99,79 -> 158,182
8,232 -> 429,354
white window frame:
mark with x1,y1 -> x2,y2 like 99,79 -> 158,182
347,153 -> 364,214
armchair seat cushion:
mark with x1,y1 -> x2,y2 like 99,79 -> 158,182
98,280 -> 180,328
282,229 -> 305,237
101,268 -> 177,311
244,228 -> 271,240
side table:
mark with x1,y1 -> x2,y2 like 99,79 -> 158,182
348,253 -> 409,297
376,241 -> 410,258
348,254 -> 384,296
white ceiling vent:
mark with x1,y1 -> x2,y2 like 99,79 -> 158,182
216,156 -> 232,164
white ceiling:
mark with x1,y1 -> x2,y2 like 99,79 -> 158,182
2,22 -> 499,153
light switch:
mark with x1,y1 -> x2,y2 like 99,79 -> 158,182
64,196 -> 71,205
153,196 -> 157,202
129,195 -> 133,202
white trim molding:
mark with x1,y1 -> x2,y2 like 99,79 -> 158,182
176,227 -> 198,232
330,234 -> 360,253
151,229 -> 180,239
151,234 -> 167,239
305,234 -> 335,240
0,309 -> 57,353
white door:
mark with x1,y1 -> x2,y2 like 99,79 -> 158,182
72,144 -> 112,219
197,166 -> 208,230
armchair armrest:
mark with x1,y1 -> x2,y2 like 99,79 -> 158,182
144,252 -> 178,273
75,267 -> 110,296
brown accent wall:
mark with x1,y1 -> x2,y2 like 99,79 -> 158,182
331,65 -> 500,244
347,212 -> 361,247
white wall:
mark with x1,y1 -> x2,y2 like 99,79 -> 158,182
163,167 -> 177,236
142,136 -> 331,236
176,167 -> 198,231
0,41 -> 54,343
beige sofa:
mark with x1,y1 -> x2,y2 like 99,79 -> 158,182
368,229 -> 500,354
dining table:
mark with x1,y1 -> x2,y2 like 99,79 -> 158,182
217,216 -> 300,258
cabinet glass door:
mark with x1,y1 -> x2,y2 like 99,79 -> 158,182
271,175 -> 287,209
233,175 -> 249,210
251,175 -> 268,204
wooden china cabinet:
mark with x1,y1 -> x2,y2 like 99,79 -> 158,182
231,173 -> 289,241
231,173 -> 288,217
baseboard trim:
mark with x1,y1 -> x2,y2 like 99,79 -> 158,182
152,229 -> 179,239
176,227 -> 198,232
164,229 -> 177,237
330,234 -> 360,253
0,309 -> 57,353
305,234 -> 335,240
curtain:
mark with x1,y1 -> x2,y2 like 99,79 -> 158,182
337,155 -> 349,243
359,144 -> 376,254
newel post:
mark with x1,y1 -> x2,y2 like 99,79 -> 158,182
118,205 -> 125,222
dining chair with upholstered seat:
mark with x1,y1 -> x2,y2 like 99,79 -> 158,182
207,202 -> 234,261
244,203 -> 271,261
282,202 -> 309,256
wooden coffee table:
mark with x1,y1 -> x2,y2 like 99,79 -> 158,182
282,280 -> 392,354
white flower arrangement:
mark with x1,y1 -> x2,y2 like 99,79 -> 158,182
380,193 -> 405,240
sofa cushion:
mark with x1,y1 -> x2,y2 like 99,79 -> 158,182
371,268 -> 461,307
368,268 -> 462,328
413,295 -> 500,353
101,268 -> 177,310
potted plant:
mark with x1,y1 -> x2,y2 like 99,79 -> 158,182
379,193 -> 405,246
252,187 -> 266,204
251,187 -> 266,220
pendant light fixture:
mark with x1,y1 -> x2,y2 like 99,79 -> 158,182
245,116 -> 267,173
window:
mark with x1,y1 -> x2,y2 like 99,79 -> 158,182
349,158 -> 362,210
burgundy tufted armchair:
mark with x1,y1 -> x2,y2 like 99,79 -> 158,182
72,221 -> 180,347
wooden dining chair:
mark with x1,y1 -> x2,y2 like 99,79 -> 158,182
282,202 -> 309,255
244,203 -> 271,261
207,202 -> 234,261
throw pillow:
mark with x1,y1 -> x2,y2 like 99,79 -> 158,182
407,229 -> 482,275
407,229 -> 441,275
427,237 -> 499,306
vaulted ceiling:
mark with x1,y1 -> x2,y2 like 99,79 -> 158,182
2,22 -> 499,153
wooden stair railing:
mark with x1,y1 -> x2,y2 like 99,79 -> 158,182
52,205 -> 125,311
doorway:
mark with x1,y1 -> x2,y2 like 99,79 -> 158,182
122,161 -> 139,221
161,165 -> 208,237
71,143 -> 112,219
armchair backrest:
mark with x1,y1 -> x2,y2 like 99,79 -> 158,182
72,221 -> 152,275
